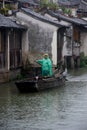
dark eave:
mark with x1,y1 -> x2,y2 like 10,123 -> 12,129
58,0 -> 80,7
78,0 -> 87,12
0,14 -> 26,30
18,0 -> 39,6
47,10 -> 87,26
21,8 -> 67,28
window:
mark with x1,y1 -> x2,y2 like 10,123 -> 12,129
9,30 -> 22,69
73,27 -> 80,42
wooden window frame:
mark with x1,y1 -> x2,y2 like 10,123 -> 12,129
9,30 -> 22,69
0,31 -> 5,69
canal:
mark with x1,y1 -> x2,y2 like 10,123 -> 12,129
0,68 -> 87,130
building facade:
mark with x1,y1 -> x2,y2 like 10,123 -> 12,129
15,8 -> 66,66
0,14 -> 26,83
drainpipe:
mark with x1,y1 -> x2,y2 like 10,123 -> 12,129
71,26 -> 74,69
7,32 -> 10,70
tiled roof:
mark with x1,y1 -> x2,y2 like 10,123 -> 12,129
82,0 -> 87,2
58,0 -> 80,7
18,0 -> 34,2
21,8 -> 67,27
18,0 -> 39,5
47,10 -> 87,26
78,0 -> 87,12
0,14 -> 26,29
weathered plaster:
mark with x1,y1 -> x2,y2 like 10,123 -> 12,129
16,12 -> 59,65
51,31 -> 57,65
80,32 -> 87,56
62,36 -> 72,57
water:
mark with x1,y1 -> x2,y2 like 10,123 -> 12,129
0,68 -> 87,130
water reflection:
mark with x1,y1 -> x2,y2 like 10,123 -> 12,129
68,67 -> 87,81
0,68 -> 87,130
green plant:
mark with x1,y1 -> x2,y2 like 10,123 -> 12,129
61,7 -> 72,15
80,52 -> 87,68
67,9 -> 72,15
40,0 -> 48,9
0,7 -> 9,15
5,4 -> 13,10
48,2 -> 58,11
40,0 -> 58,11
61,7 -> 66,12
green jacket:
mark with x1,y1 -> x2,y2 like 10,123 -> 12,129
37,58 -> 53,77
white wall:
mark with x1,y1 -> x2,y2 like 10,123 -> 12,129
62,36 -> 72,57
16,12 -> 59,65
51,30 -> 57,65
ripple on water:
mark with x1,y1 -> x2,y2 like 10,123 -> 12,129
0,74 -> 87,130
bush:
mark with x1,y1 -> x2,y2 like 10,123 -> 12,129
80,52 -> 87,67
84,56 -> 87,64
40,0 -> 58,11
0,7 -> 9,15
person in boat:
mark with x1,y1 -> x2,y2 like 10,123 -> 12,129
36,53 -> 53,77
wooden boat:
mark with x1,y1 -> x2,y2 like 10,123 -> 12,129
15,75 -> 65,93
